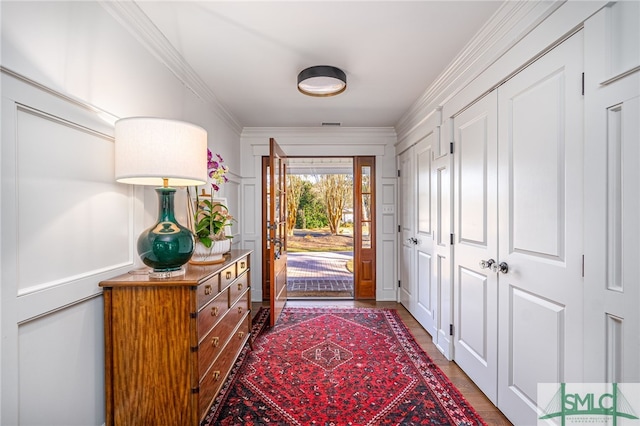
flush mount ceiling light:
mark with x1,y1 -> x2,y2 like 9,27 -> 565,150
297,65 -> 347,97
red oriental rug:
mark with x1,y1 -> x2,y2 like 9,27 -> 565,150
203,307 -> 486,425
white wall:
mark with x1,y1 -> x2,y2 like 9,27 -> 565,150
0,2 -> 241,424
240,127 -> 398,301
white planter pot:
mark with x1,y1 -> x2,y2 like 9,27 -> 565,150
190,238 -> 231,264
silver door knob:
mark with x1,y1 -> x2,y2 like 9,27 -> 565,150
494,262 -> 509,274
479,259 -> 496,269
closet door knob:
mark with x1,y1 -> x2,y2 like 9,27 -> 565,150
479,259 -> 495,269
496,262 -> 509,274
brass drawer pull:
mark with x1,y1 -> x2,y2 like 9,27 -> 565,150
211,306 -> 219,317
238,282 -> 243,291
238,306 -> 243,315
204,284 -> 212,295
238,332 -> 245,339
240,261 -> 246,269
212,371 -> 221,381
212,337 -> 219,348
225,271 -> 232,280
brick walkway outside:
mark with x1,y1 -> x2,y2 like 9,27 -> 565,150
287,252 -> 354,297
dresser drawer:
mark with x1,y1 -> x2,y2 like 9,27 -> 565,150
197,291 -> 248,377
198,314 -> 251,421
220,263 -> 236,290
198,288 -> 229,339
229,273 -> 249,307
196,274 -> 220,311
237,256 -> 249,275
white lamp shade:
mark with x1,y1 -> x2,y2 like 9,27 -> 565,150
115,117 -> 208,186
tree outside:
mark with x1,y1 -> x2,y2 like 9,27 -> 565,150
286,173 -> 353,253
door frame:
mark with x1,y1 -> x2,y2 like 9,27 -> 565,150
261,156 -> 377,301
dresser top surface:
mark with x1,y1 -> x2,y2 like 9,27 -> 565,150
99,249 -> 252,287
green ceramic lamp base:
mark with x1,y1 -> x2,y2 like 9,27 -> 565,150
137,187 -> 195,276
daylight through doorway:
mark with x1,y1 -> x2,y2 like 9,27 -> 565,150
286,158 -> 354,299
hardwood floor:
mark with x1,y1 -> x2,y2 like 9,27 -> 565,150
252,299 -> 513,426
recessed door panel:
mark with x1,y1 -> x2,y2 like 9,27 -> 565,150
510,287 -> 565,407
459,115 -> 489,246
416,251 -> 433,317
458,267 -> 489,364
417,145 -> 432,236
510,71 -> 565,260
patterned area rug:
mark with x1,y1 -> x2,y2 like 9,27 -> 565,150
203,307 -> 486,425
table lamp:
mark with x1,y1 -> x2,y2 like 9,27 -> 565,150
114,117 -> 208,278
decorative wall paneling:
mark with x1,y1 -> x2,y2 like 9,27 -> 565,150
1,70 -> 133,425
583,3 -> 640,383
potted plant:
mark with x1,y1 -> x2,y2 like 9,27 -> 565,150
188,150 -> 234,264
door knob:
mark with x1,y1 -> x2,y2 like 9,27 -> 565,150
273,238 -> 283,259
479,259 -> 496,269
410,237 -> 418,245
494,262 -> 509,274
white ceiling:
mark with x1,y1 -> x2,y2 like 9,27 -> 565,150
136,1 -> 503,129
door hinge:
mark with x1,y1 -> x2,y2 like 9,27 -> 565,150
450,142 -> 454,154
582,254 -> 585,277
581,72 -> 585,96
449,324 -> 454,336
450,233 -> 454,245
397,169 -> 401,177
398,280 -> 401,288
398,225 -> 401,233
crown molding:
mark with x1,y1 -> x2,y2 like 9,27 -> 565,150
99,0 -> 243,136
242,126 -> 397,142
395,0 -> 563,141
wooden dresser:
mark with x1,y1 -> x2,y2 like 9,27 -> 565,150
100,249 -> 252,425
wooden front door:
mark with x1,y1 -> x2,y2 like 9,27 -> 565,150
354,157 -> 376,299
268,138 -> 288,326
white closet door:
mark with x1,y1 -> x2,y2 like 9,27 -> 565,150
452,91 -> 499,404
413,135 -> 436,337
497,31 -> 584,425
399,147 -> 416,311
